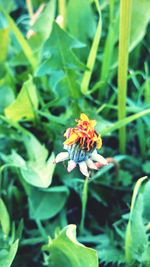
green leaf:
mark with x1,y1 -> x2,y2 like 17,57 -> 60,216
20,152 -> 55,188
142,161 -> 150,174
66,0 -> 96,43
0,86 -> 15,113
0,198 -> 10,237
4,133 -> 56,188
36,22 -> 85,98
0,239 -> 19,267
99,247 -> 125,266
29,0 -> 56,50
118,170 -> 132,186
130,0 -> 150,51
4,76 -> 38,122
21,134 -> 55,188
125,194 -> 148,265
44,224 -> 98,267
36,22 -> 85,74
0,0 -> 16,13
143,180 -> 150,221
28,186 -> 69,220
125,177 -> 148,265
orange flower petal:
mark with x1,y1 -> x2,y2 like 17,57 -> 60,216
64,132 -> 79,145
80,113 -> 89,122
90,120 -> 96,128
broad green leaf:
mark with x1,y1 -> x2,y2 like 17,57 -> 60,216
0,198 -> 10,237
20,151 -> 55,188
4,133 -> 56,188
66,0 -> 96,43
4,76 -> 38,122
36,22 -> 85,98
0,239 -> 19,267
28,186 -> 69,220
44,224 -> 98,267
21,134 -> 55,188
130,0 -> 150,51
36,22 -> 85,74
23,133 -> 48,164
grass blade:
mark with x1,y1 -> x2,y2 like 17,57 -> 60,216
0,8 -> 38,70
81,2 -> 102,94
101,108 -> 150,136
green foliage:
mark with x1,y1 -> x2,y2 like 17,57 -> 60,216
0,200 -> 21,267
28,186 -> 69,220
125,178 -> 150,266
3,134 -> 55,188
0,199 -> 10,237
0,239 -> 19,267
4,76 -> 38,122
43,224 -> 98,267
0,0 -> 149,266
36,22 -> 85,98
130,0 -> 150,51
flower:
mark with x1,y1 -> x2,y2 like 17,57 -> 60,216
54,113 -> 108,177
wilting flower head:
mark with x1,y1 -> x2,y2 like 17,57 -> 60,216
54,113 -> 107,177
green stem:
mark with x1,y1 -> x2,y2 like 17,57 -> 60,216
80,177 -> 89,234
26,0 -> 33,18
118,0 -> 133,153
36,220 -> 48,240
144,62 -> 150,103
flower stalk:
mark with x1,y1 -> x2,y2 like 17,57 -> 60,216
80,176 -> 89,234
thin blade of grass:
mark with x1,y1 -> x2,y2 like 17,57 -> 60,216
101,108 -> 150,136
81,2 -> 102,94
144,62 -> 150,103
118,0 -> 133,153
0,8 -> 38,70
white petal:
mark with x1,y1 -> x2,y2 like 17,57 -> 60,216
86,159 -> 98,170
91,151 -> 107,165
78,161 -> 89,177
67,160 -> 77,172
54,152 -> 69,163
